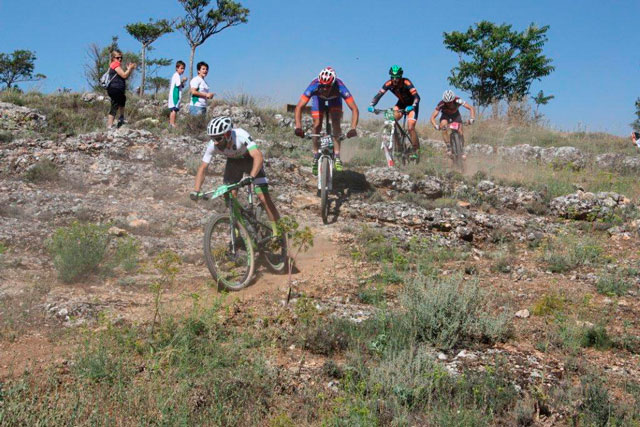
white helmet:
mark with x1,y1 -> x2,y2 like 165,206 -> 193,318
442,90 -> 455,102
207,116 -> 232,136
318,67 -> 336,85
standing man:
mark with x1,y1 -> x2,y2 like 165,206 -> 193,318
294,67 -> 359,174
368,65 -> 421,159
189,61 -> 214,116
168,60 -> 187,128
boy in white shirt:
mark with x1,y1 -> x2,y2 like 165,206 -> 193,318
189,61 -> 214,116
168,60 -> 187,128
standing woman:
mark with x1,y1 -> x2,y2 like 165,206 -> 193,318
107,50 -> 136,128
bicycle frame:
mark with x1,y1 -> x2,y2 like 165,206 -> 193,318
373,108 -> 411,166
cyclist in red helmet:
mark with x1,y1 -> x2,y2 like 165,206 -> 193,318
294,67 -> 359,175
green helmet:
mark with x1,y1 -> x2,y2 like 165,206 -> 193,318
389,65 -> 403,78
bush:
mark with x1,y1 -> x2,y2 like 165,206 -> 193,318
24,159 -> 59,183
397,277 -> 511,350
539,233 -> 604,273
532,293 -> 566,316
596,274 -> 631,297
48,222 -> 110,283
0,131 -> 14,143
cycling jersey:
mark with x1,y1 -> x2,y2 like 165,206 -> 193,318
370,78 -> 420,107
436,97 -> 465,115
300,78 -> 354,103
202,128 -> 257,162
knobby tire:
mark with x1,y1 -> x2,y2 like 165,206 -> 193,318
320,156 -> 330,224
255,205 -> 287,273
451,131 -> 465,171
203,213 -> 255,291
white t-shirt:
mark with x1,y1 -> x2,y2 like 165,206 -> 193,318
189,75 -> 210,108
167,72 -> 184,109
202,128 -> 257,163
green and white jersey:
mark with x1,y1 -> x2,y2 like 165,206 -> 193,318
167,72 -> 184,109
202,128 -> 257,163
189,75 -> 210,108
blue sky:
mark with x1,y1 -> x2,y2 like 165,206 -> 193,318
1,0 -> 638,135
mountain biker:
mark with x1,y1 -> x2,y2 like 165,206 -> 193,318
294,67 -> 359,175
429,90 -> 476,158
367,65 -> 421,158
191,116 -> 280,223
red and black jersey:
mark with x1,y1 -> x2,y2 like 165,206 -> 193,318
370,78 -> 420,107
436,97 -> 465,115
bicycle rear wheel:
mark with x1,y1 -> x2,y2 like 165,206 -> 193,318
320,156 -> 330,224
451,131 -> 465,171
203,214 -> 255,291
255,205 -> 287,273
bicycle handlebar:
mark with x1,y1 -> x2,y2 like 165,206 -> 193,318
371,108 -> 405,114
202,180 -> 250,200
305,133 -> 345,139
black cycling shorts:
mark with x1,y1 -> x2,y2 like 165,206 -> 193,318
439,110 -> 462,124
395,101 -> 419,121
223,156 -> 268,194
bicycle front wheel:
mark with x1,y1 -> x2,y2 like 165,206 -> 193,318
320,157 -> 330,224
255,205 -> 287,273
203,214 -> 255,291
394,125 -> 409,166
451,131 -> 465,171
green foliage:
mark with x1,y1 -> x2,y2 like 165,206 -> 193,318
532,292 -> 565,316
443,21 -> 554,106
539,233 -> 604,273
277,216 -> 314,303
596,273 -> 631,297
125,19 -> 173,96
0,49 -> 46,89
580,325 -> 613,350
48,222 -> 111,283
532,89 -> 554,116
145,76 -> 170,95
23,159 -> 59,183
176,0 -> 249,79
632,97 -> 640,132
149,250 -> 182,331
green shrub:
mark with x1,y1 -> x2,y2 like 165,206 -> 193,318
539,233 -> 604,272
596,274 -> 631,297
397,277 -> 511,350
24,159 -> 60,183
532,293 -> 566,316
48,222 -> 110,283
580,325 -> 613,350
0,131 -> 14,143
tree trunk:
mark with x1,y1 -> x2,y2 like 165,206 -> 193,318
140,45 -> 147,97
188,45 -> 196,83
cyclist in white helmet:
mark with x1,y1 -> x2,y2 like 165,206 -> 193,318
294,67 -> 359,175
191,116 -> 280,222
430,90 -> 476,157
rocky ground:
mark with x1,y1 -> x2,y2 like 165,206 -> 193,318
1,99 -> 639,425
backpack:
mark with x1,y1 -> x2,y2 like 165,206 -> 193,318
99,69 -> 115,89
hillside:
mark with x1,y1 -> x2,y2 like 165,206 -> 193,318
1,92 -> 639,426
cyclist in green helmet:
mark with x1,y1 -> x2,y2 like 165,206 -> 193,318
368,65 -> 421,158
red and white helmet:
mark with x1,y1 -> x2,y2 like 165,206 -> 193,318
318,67 -> 336,85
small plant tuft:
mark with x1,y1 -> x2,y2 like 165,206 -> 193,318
24,159 -> 60,183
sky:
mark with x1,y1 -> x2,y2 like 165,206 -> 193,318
1,0 -> 638,135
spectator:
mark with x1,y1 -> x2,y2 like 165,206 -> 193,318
189,61 -> 214,116
632,131 -> 640,148
107,50 -> 136,129
168,60 -> 187,128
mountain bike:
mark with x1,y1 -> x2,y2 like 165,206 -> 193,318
307,132 -> 336,224
371,108 -> 417,166
443,121 -> 468,171
201,180 -> 286,291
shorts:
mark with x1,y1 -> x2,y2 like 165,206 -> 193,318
223,156 -> 269,194
395,101 -> 419,121
189,105 -> 207,116
439,110 -> 462,124
168,106 -> 180,112
107,87 -> 126,116
311,96 -> 342,119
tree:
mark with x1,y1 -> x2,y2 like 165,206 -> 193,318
0,50 -> 46,89
125,19 -> 173,96
146,76 -> 170,96
84,37 -> 139,92
176,0 -> 249,80
532,90 -> 554,117
443,21 -> 554,107
632,98 -> 640,132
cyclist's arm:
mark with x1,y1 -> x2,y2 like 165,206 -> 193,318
194,162 -> 208,192
345,97 -> 359,130
294,95 -> 310,129
429,109 -> 440,127
370,82 -> 390,107
405,79 -> 420,106
462,102 -> 475,120
247,148 -> 263,179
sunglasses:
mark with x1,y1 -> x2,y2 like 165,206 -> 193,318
114,56 -> 122,60
213,135 -> 226,143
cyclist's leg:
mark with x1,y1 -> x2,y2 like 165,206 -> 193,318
255,186 -> 280,222
329,98 -> 343,156
311,96 -> 322,154
407,104 -> 419,151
